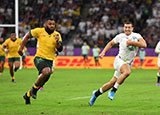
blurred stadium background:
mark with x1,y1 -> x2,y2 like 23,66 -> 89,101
0,0 -> 159,69
1,0 -> 160,115
1,0 -> 160,47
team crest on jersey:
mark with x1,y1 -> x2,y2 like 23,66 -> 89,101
53,35 -> 56,37
132,36 -> 136,39
132,36 -> 138,41
43,34 -> 46,36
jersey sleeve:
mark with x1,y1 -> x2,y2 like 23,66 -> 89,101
3,39 -> 9,47
155,42 -> 160,53
113,34 -> 121,44
58,33 -> 62,42
135,33 -> 143,40
98,48 -> 101,52
88,46 -> 90,50
29,28 -> 40,38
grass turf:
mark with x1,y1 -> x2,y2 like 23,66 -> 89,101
0,68 -> 160,115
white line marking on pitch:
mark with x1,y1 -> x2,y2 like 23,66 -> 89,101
68,96 -> 91,100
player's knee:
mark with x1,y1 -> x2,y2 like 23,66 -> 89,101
42,68 -> 51,76
1,63 -> 4,66
124,71 -> 131,77
8,64 -> 13,68
15,65 -> 20,69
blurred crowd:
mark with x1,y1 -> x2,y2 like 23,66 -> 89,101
18,0 -> 83,45
0,0 -> 159,48
0,0 -> 83,46
73,0 -> 160,48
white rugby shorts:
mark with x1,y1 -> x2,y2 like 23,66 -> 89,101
113,56 -> 132,78
158,57 -> 160,67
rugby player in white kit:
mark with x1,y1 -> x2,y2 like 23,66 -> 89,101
89,21 -> 147,106
155,41 -> 160,86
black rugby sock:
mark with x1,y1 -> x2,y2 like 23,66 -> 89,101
95,89 -> 102,97
111,87 -> 117,92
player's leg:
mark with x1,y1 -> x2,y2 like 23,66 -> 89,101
39,62 -> 55,91
14,58 -> 20,72
38,72 -> 51,91
83,55 -> 87,68
22,56 -> 26,68
8,59 -> 15,82
23,62 -> 51,104
0,61 -> 5,75
117,64 -> 131,84
0,56 -> 5,75
139,59 -> 143,68
37,59 -> 53,91
157,58 -> 160,86
31,67 -> 51,97
28,67 -> 51,96
98,60 -> 101,68
108,64 -> 131,100
157,67 -> 160,86
36,67 -> 51,86
141,60 -> 144,68
89,76 -> 117,106
24,57 -> 52,103
95,59 -> 98,67
85,56 -> 89,68
0,60 -> 2,75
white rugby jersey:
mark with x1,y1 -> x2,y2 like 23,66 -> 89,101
113,32 -> 142,63
155,41 -> 160,58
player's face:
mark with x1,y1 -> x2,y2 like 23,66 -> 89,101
124,24 -> 133,36
11,33 -> 16,40
46,20 -> 55,31
83,42 -> 87,45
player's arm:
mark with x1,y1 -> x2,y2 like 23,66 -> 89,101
91,48 -> 93,56
127,38 -> 147,48
2,44 -> 7,51
87,46 -> 90,56
18,32 -> 31,56
144,51 -> 146,56
2,40 -> 9,53
99,39 -> 115,59
155,42 -> 160,53
55,34 -> 63,52
81,47 -> 83,56
2,45 -> 9,54
56,42 -> 63,52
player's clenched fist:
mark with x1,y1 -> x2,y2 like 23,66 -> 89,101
99,52 -> 105,59
18,49 -> 23,56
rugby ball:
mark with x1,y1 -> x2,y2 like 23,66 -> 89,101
127,36 -> 138,50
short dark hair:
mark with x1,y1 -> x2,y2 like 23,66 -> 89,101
83,40 -> 88,44
124,21 -> 133,25
44,17 -> 55,23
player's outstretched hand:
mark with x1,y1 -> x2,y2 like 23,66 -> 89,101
99,52 -> 105,59
18,49 -> 23,56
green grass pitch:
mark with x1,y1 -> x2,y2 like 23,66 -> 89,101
0,68 -> 160,115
